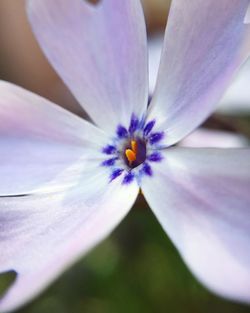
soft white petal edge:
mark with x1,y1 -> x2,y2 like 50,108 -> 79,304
27,0 -> 148,133
0,170 -> 139,313
141,148 -> 250,303
148,0 -> 250,146
148,34 -> 164,96
179,129 -> 249,148
148,35 -> 250,115
219,57 -> 250,114
245,2 -> 250,23
0,81 -> 108,196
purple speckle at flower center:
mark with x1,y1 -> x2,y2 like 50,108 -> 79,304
101,114 -> 164,185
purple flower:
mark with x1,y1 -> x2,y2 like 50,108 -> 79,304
0,0 -> 250,311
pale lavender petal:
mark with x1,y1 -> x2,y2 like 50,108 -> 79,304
0,81 -> 108,196
245,3 -> 250,23
218,58 -> 250,114
148,34 -> 163,96
0,168 -> 139,312
180,129 -> 248,148
147,0 -> 250,146
142,147 -> 250,302
27,0 -> 148,133
148,33 -> 250,115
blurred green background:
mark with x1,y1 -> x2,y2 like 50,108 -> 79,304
0,0 -> 250,312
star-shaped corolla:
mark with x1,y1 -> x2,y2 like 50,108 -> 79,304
0,0 -> 250,311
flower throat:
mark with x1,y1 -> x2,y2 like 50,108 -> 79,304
101,114 -> 164,184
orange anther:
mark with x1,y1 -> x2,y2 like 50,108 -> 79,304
125,140 -> 138,165
131,140 -> 137,154
125,149 -> 136,164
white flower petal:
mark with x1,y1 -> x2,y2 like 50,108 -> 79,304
147,0 -> 250,146
148,34 -> 250,115
141,147 -> 250,302
27,0 -> 148,132
179,129 -> 248,148
0,81 -> 108,196
0,169 -> 139,312
245,3 -> 250,24
148,34 -> 163,96
219,58 -> 250,114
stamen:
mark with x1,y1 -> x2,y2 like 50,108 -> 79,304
125,139 -> 138,165
125,148 -> 136,164
131,140 -> 137,155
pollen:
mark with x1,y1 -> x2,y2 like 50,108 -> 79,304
125,149 -> 136,164
125,140 -> 138,165
131,140 -> 137,154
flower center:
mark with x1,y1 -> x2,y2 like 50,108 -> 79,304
124,139 -> 146,168
101,114 -> 164,184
